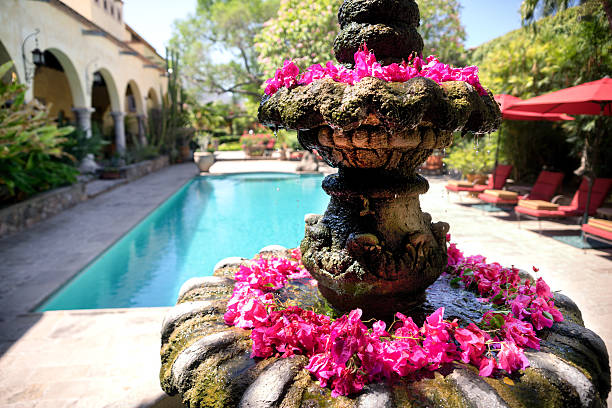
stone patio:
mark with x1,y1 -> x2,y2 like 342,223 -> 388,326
0,161 -> 610,407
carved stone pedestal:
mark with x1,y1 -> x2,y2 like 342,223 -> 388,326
301,169 -> 449,317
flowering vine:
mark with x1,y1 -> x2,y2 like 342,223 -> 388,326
264,46 -> 487,97
224,241 -> 563,397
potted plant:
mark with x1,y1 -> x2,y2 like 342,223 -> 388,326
444,135 -> 498,184
240,131 -> 273,157
99,155 -> 126,179
193,133 -> 215,172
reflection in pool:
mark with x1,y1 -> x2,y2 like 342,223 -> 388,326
38,173 -> 328,310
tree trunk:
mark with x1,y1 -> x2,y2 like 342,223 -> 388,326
600,0 -> 612,31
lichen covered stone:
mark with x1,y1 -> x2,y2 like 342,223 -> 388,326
334,22 -> 424,65
258,76 -> 501,136
159,249 -> 610,408
338,0 -> 420,28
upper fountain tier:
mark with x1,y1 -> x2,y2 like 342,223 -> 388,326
335,0 -> 423,66
259,0 -> 501,141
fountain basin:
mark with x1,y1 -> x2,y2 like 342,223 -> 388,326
159,250 -> 610,408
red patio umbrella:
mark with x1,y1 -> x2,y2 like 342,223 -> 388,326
507,77 -> 612,116
491,94 -> 574,185
495,94 -> 575,121
504,78 -> 612,227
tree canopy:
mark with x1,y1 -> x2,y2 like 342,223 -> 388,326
170,0 -> 279,101
255,0 -> 468,79
471,0 -> 612,178
255,0 -> 338,79
418,0 -> 466,65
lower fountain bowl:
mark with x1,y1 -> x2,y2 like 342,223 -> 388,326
159,249 -> 610,408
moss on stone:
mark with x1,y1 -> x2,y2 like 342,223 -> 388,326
334,22 -> 423,65
483,369 -> 568,408
278,370 -> 313,408
213,265 -> 242,278
337,0 -> 420,28
159,316 -> 235,393
179,287 -> 233,304
183,339 -> 269,408
392,372 -> 471,408
299,381 -> 357,408
258,76 -> 501,136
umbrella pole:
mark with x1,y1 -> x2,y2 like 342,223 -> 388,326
582,176 -> 594,226
493,124 -> 502,187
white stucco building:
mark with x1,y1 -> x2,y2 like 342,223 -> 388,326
0,0 -> 168,154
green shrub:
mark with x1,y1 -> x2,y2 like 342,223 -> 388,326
61,122 -> 108,163
0,62 -> 78,204
218,142 -> 242,151
444,133 -> 500,176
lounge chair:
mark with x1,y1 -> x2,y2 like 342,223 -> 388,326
515,177 -> 612,226
445,165 -> 513,199
478,170 -> 564,207
582,218 -> 612,246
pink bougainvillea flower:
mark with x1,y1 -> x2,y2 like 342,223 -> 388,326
455,323 -> 489,365
497,340 -> 530,373
479,356 -> 496,377
264,46 -> 488,96
224,246 -> 563,398
501,315 -> 540,350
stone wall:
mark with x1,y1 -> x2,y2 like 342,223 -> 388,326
124,155 -> 169,181
0,155 -> 170,239
0,183 -> 87,238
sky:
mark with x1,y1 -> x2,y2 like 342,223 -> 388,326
123,0 -> 526,56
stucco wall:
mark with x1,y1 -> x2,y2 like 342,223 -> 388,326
33,66 -> 74,120
0,0 -> 167,116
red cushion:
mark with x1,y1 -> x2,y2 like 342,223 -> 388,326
478,193 -> 518,205
491,165 -> 513,190
445,184 -> 480,192
526,171 -> 564,201
515,205 -> 566,218
582,224 -> 612,242
568,178 -> 612,215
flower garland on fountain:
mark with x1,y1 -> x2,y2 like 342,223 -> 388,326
264,46 -> 487,97
224,240 -> 563,397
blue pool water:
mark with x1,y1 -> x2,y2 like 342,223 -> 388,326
38,173 -> 328,311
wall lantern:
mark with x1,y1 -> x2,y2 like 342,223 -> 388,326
31,48 -> 45,67
21,29 -> 43,84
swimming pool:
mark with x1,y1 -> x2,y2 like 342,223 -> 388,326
38,173 -> 328,311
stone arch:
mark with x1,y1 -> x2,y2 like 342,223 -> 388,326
95,67 -> 121,112
91,67 -> 121,142
0,40 -> 18,84
37,47 -> 86,110
146,87 -> 160,111
125,80 -> 146,147
125,79 -> 144,114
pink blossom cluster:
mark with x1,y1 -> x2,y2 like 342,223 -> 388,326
264,46 -> 487,96
448,249 -> 564,331
223,245 -> 563,397
224,256 -> 310,328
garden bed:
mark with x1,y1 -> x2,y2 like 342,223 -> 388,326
0,182 -> 87,238
0,156 -> 170,239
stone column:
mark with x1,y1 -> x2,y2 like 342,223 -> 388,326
72,107 -> 95,138
111,111 -> 126,155
137,114 -> 148,146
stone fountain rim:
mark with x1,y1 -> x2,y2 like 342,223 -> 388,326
258,76 -> 501,136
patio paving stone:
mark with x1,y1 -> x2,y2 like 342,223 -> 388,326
0,163 -> 610,407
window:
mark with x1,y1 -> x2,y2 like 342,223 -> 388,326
103,0 -> 107,10
110,5 -> 114,16
117,11 -> 121,21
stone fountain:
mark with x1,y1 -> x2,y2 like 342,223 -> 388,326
159,0 -> 610,406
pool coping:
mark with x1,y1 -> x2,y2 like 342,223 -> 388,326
0,163 -> 199,320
